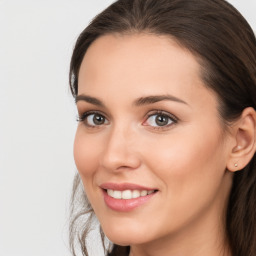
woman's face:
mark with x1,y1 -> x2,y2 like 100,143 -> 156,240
74,34 -> 233,246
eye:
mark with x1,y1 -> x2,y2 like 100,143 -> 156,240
143,111 -> 177,128
87,113 -> 106,126
78,111 -> 109,127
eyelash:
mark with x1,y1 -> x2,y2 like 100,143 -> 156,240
77,111 -> 108,128
143,110 -> 178,130
77,110 -> 178,130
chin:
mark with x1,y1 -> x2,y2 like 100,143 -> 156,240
106,234 -> 145,247
102,222 -> 151,246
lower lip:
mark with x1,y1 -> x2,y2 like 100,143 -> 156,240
102,190 -> 157,212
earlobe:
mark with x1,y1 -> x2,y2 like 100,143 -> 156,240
226,107 -> 256,172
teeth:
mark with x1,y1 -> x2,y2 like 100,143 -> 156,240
113,190 -> 122,199
108,189 -> 114,197
141,190 -> 147,196
122,190 -> 132,199
132,190 -> 140,198
107,189 -> 155,199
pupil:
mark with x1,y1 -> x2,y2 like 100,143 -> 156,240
93,114 -> 104,125
156,115 -> 168,126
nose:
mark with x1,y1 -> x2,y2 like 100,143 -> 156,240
100,125 -> 141,172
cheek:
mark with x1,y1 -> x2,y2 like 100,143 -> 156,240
73,129 -> 103,211
143,126 -> 227,201
135,127 -> 229,235
73,129 -> 100,179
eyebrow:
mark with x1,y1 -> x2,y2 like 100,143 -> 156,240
134,95 -> 188,106
75,94 -> 105,107
75,94 -> 188,107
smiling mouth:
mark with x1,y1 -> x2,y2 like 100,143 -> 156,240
101,185 -> 159,212
105,189 -> 158,200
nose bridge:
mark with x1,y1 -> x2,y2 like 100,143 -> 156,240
100,121 -> 140,171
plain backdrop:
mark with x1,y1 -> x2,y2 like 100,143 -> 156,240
0,1 -> 255,256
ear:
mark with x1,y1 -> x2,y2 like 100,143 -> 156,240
226,107 -> 256,172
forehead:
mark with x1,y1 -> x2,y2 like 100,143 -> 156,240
78,33 -> 217,109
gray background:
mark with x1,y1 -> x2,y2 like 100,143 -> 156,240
0,1 -> 255,255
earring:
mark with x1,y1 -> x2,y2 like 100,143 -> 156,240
234,163 -> 238,167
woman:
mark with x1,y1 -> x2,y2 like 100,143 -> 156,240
69,0 -> 256,255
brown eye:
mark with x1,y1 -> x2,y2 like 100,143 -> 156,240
93,114 -> 105,125
86,113 -> 108,126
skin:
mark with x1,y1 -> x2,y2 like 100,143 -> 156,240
74,33 -> 239,256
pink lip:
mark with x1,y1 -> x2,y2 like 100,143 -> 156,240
100,183 -> 158,212
100,182 -> 157,191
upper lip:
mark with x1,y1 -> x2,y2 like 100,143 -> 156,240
100,182 -> 158,191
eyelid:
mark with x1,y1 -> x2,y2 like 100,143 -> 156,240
145,110 -> 178,121
77,109 -> 107,120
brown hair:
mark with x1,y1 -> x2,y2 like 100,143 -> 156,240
69,0 -> 256,255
